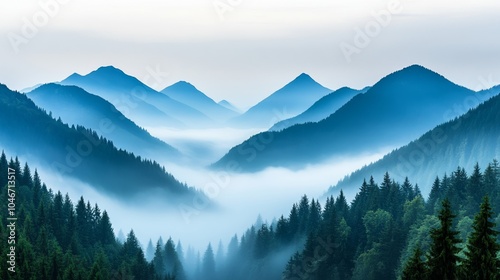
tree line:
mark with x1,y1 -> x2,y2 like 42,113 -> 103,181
2,148 -> 500,279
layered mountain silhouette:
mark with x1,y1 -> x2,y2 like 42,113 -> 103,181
229,73 -> 332,128
0,83 -> 203,203
218,99 -> 242,113
214,65 -> 494,172
161,81 -> 239,122
269,86 -> 369,131
327,86 -> 500,196
60,66 -> 213,128
27,83 -> 182,162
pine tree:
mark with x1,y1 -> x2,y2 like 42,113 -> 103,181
176,240 -> 185,265
215,241 -> 224,272
297,195 -> 310,234
145,239 -> 155,262
288,204 -> 299,242
402,246 -> 426,280
254,224 -> 272,258
32,169 -> 42,207
427,176 -> 441,214
426,199 -> 461,280
0,151 -> 7,188
153,241 -> 165,277
402,177 -> 415,201
202,243 -> 216,280
334,190 -> 349,219
466,163 -> 484,216
307,199 -> 322,234
463,196 -> 500,279
98,211 -> 115,245
448,167 -> 467,213
164,237 -> 184,279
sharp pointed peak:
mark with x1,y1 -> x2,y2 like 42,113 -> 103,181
294,72 -> 314,81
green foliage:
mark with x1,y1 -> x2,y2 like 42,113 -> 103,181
426,199 -> 462,280
463,196 -> 500,279
0,151 -> 166,279
401,247 -> 425,280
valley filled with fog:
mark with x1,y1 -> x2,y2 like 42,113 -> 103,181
31,125 -> 390,252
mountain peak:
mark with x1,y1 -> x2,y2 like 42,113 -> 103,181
93,65 -> 126,76
293,73 -> 314,83
373,64 -> 451,91
278,73 -> 322,91
169,81 -> 197,91
65,73 -> 83,80
396,64 -> 437,76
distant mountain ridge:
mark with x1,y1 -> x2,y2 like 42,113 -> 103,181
27,83 -> 182,162
269,86 -> 369,131
0,83 -> 203,203
229,73 -> 332,128
214,65 -> 491,172
327,87 -> 500,196
60,66 -> 213,128
218,100 -> 242,113
161,81 -> 239,122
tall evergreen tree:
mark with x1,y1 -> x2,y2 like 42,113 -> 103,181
426,199 -> 461,280
466,163 -> 484,215
202,243 -> 216,280
463,196 -> 500,279
427,176 -> 441,214
448,167 -> 467,213
145,239 -> 155,262
402,177 -> 415,202
153,240 -> 165,277
402,246 -> 426,280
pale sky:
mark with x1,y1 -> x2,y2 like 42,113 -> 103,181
1,0 -> 500,108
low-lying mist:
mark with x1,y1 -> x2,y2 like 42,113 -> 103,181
34,152 -> 388,254
12,126 -> 393,255
145,126 -> 265,166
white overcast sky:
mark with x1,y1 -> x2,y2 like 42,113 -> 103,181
1,0 -> 500,108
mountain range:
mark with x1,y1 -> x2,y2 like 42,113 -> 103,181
218,99 -> 242,113
213,65 -> 495,172
161,81 -> 239,122
229,73 -> 332,128
0,83 -> 202,203
328,85 -> 500,196
269,86 -> 369,131
27,83 -> 182,162
60,66 -> 213,128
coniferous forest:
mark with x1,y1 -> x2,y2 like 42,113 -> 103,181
1,149 -> 500,279
3,0 -> 500,279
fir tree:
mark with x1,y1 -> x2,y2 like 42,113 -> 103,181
402,246 -> 426,280
427,176 -> 441,214
463,196 -> 500,279
202,243 -> 216,280
426,199 -> 461,280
